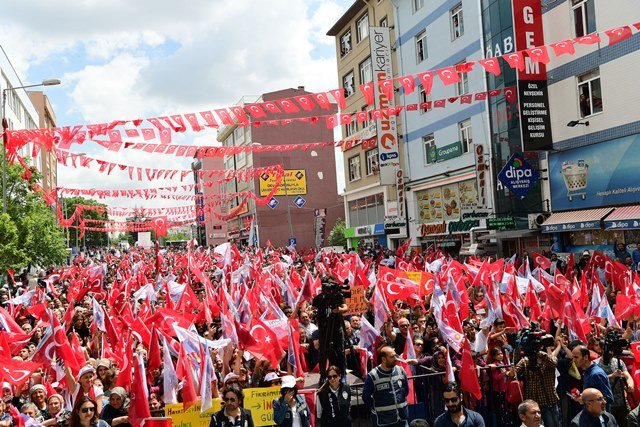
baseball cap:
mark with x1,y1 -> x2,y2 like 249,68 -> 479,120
264,372 -> 280,383
77,366 -> 96,380
223,372 -> 239,384
280,375 -> 296,389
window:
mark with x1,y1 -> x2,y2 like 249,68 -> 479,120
343,71 -> 355,97
456,61 -> 469,95
578,69 -> 602,117
413,0 -> 425,12
356,13 -> 369,43
572,0 -> 596,37
365,148 -> 378,175
451,4 -> 464,39
459,119 -> 472,153
423,134 -> 436,165
345,121 -> 357,137
415,31 -> 427,63
340,30 -> 352,57
359,57 -> 372,84
419,85 -> 430,113
348,155 -> 361,182
379,16 -> 388,27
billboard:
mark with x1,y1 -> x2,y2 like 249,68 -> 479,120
370,26 -> 400,185
259,169 -> 307,196
549,134 -> 640,211
512,0 -> 553,151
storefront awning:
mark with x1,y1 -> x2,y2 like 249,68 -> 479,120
478,228 -> 538,240
603,205 -> 640,230
540,207 -> 613,233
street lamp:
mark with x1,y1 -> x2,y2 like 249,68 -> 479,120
2,78 -> 61,213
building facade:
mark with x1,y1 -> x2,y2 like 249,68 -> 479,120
191,154 -> 228,247
327,0 -> 407,250
217,87 -> 342,249
395,0 -> 494,254
28,91 -> 58,194
537,0 -> 640,258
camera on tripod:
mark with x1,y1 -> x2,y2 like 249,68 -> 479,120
602,330 -> 629,358
321,277 -> 351,309
516,325 -> 555,359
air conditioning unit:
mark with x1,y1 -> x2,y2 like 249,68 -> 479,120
528,213 -> 550,229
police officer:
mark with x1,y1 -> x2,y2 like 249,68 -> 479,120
362,346 -> 409,427
316,365 -> 351,427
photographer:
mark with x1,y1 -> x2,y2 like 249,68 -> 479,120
595,332 -> 634,427
312,277 -> 349,383
508,326 -> 560,427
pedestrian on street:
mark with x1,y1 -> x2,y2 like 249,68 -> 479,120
433,382 -> 485,427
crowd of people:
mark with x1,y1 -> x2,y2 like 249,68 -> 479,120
0,241 -> 640,427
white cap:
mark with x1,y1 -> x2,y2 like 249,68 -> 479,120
280,375 -> 296,389
77,365 -> 96,380
264,372 -> 280,383
223,372 -> 239,384
583,250 -> 590,256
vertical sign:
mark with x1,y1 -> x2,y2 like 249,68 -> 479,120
370,26 -> 400,185
314,209 -> 327,249
474,144 -> 487,208
395,169 -> 405,220
512,0 -> 553,151
196,192 -> 205,223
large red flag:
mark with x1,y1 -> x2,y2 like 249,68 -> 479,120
129,353 -> 151,427
235,317 -> 283,367
459,340 -> 482,399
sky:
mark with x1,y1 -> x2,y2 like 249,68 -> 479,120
0,0 -> 351,213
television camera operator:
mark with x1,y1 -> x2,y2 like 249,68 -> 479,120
596,330 -> 635,427
312,276 -> 349,383
508,323 -> 561,427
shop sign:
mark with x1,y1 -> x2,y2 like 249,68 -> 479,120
396,169 -> 405,220
384,219 -> 407,229
448,219 -> 481,234
419,222 -> 446,237
435,141 -> 463,162
475,144 -> 488,208
259,169 -> 307,196
549,134 -> 640,211
604,219 -> 640,230
462,211 -> 490,220
498,152 -> 539,198
417,179 -> 481,222
513,0 -> 553,151
541,220 -> 601,233
354,226 -> 371,237
487,216 -> 516,230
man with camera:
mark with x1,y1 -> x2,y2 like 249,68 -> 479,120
509,327 -> 561,427
312,276 -> 349,383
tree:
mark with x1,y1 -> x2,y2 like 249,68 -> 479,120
327,217 -> 347,248
166,229 -> 190,242
3,159 -> 67,270
61,196 -> 109,248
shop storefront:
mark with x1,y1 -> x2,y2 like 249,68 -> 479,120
344,223 -> 386,249
415,178 -> 489,254
544,134 -> 640,257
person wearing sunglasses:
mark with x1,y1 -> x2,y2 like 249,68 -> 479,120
433,382 -> 484,427
209,386 -> 254,427
273,375 -> 310,427
69,396 -> 109,427
316,366 -> 351,427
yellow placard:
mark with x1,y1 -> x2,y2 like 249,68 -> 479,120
165,399 -> 221,427
259,169 -> 307,196
164,387 -> 281,427
345,285 -> 367,315
404,271 -> 423,284
243,386 -> 282,426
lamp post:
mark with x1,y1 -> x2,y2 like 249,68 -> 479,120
2,78 -> 61,213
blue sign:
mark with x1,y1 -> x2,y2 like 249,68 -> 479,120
497,152 -> 539,198
288,238 -> 297,246
604,219 -> 640,230
293,196 -> 306,208
549,134 -> 640,211
380,152 -> 398,161
541,220 -> 602,234
268,197 -> 279,209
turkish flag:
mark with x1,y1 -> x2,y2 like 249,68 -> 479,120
235,317 -> 283,367
328,88 -> 346,109
262,101 -> 281,114
478,58 -> 501,76
215,109 -> 235,125
246,104 -> 267,118
574,33 -> 601,45
229,106 -> 249,126
378,79 -> 395,101
416,71 -> 434,94
605,26 -> 632,45
455,61 -> 474,74
532,252 -> 551,270
183,113 -> 204,132
474,92 -> 488,101
340,114 -> 352,125
199,111 -> 219,128
526,46 -> 551,64
356,111 -> 369,123
294,95 -> 315,111
549,40 -> 575,56
125,128 -> 140,138
436,66 -> 460,86
312,92 -> 332,110
503,52 -> 525,71
433,99 -> 446,108
398,75 -> 416,94
459,340 -> 482,399
152,216 -> 168,237
504,86 -> 517,103
277,99 -> 300,114
0,357 -> 41,385
325,115 -> 338,129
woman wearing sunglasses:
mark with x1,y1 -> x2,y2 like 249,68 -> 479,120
209,386 -> 254,427
316,366 -> 351,427
69,397 -> 109,427
273,376 -> 310,427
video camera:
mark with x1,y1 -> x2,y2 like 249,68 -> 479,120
602,330 -> 629,358
516,324 -> 554,366
320,277 -> 351,309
